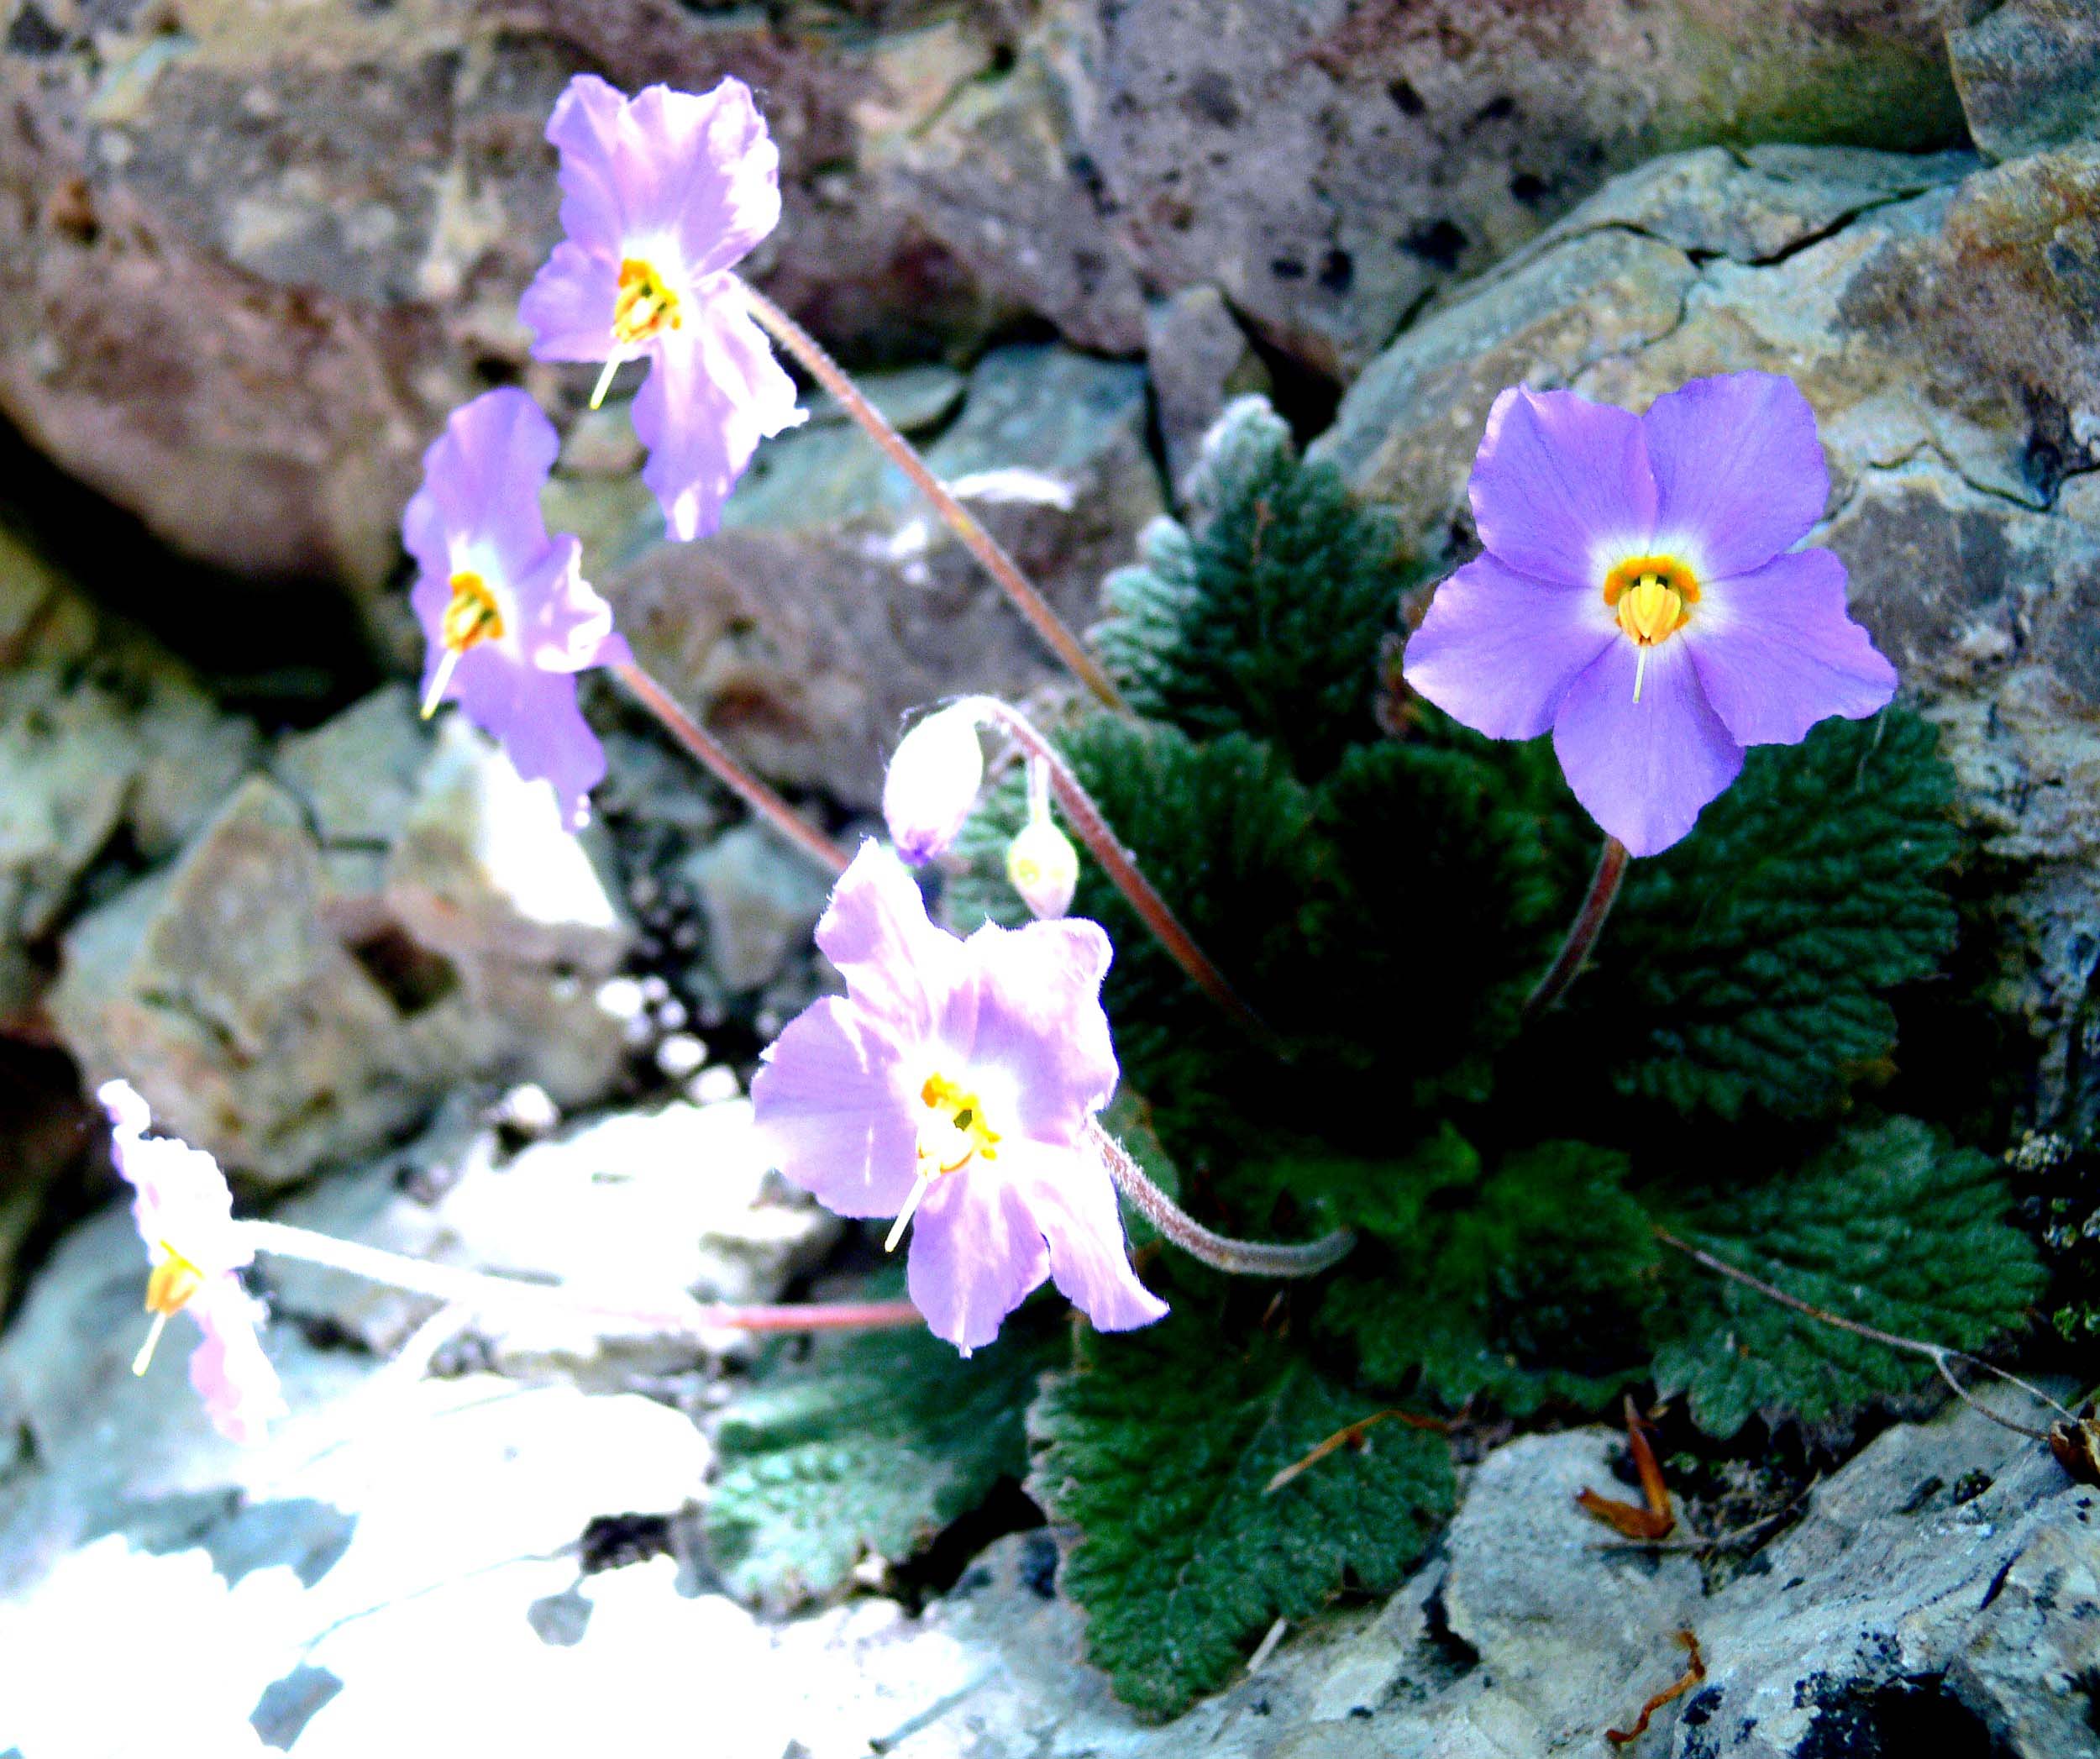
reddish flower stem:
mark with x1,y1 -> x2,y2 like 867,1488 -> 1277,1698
242,1220 -> 921,1337
1525,835 -> 1630,1018
968,697 -> 1270,1041
612,658 -> 849,877
1089,1121 -> 1355,1279
737,280 -> 1128,714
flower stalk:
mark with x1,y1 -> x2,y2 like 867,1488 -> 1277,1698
1089,1121 -> 1356,1280
1525,836 -> 1630,1019
612,657 -> 850,877
966,697 -> 1271,1041
737,280 -> 1128,714
240,1219 -> 922,1337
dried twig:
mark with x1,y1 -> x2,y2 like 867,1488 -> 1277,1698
1605,1629 -> 1706,1747
1577,1396 -> 1676,1540
1653,1226 -> 2068,1442
1263,1406 -> 1452,1495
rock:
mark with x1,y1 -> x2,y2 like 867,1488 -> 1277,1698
1144,286 -> 1272,501
265,1096 -> 840,1373
1312,140 -> 2100,1089
0,522 -> 258,1018
596,342 -> 1161,808
1950,0 -> 2100,162
683,824 -> 835,996
1046,0 -> 1976,381
46,688 -> 632,1184
0,0 -> 1992,619
0,1 -> 1021,613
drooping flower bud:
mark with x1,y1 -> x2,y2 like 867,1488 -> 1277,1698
883,702 -> 985,864
1007,814 -> 1079,920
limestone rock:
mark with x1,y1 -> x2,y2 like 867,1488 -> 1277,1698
596,342 -> 1161,809
1950,0 -> 2100,162
683,824 -> 835,996
0,524 -> 258,1018
265,1096 -> 840,1373
1144,286 -> 1272,501
1313,141 -> 2100,1082
46,688 -> 632,1183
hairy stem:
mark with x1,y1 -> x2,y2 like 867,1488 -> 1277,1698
241,1220 -> 921,1337
612,659 -> 849,877
1525,836 -> 1630,1018
1652,1226 -> 2067,1441
1090,1121 -> 1355,1279
964,697 -> 1272,1040
738,280 -> 1127,713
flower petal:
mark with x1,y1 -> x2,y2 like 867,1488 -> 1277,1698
906,1170 -> 1050,1353
627,79 -> 782,276
102,1086 -> 250,1279
1687,548 -> 1897,748
632,291 -> 804,542
543,74 -> 632,257
1403,552 -> 1619,739
751,996 -> 922,1219
963,917 -> 1117,1146
883,702 -> 986,864
519,240 -> 619,365
813,843 -> 969,1048
1004,1141 -> 1168,1334
1470,386 -> 1656,587
438,648 -> 607,830
1643,373 -> 1829,580
187,1279 -> 286,1445
1551,637 -> 1745,858
402,389 -> 559,583
519,536 -> 626,675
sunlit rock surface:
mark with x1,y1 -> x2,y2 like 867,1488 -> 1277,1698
46,688 -> 632,1184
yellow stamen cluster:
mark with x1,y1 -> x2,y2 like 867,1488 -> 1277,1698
441,570 -> 505,653
134,1243 -> 206,1378
145,1247 -> 206,1318
916,1072 -> 1001,1175
612,257 -> 683,347
1601,554 -> 1700,702
888,1072 -> 1003,1252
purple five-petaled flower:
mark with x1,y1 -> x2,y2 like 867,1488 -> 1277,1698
750,843 -> 1168,1354
101,1081 -> 286,1445
406,387 -> 629,831
1403,373 -> 1898,856
519,74 -> 806,543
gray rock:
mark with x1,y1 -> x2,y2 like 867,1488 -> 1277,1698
46,690 -> 632,1183
266,1096 -> 840,1373
0,530 -> 258,1017
595,342 -> 1161,808
0,2 -> 1022,617
1145,287 -> 1273,501
1950,0 -> 2100,162
684,824 -> 835,996
1313,140 -> 2100,1090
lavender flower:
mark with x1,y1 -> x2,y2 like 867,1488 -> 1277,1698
883,701 -> 986,864
1403,374 -> 1897,856
519,74 -> 806,542
405,387 -> 629,830
750,843 -> 1168,1353
101,1082 -> 286,1444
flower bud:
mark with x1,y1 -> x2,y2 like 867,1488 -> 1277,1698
1006,814 -> 1079,920
884,703 -> 985,864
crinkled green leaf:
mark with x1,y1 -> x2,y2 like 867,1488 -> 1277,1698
1651,1116 -> 2045,1438
1095,397 -> 1414,776
1029,1317 -> 1453,1718
1559,709 -> 1960,1121
1321,1141 -> 1658,1415
704,1310 -> 1061,1612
